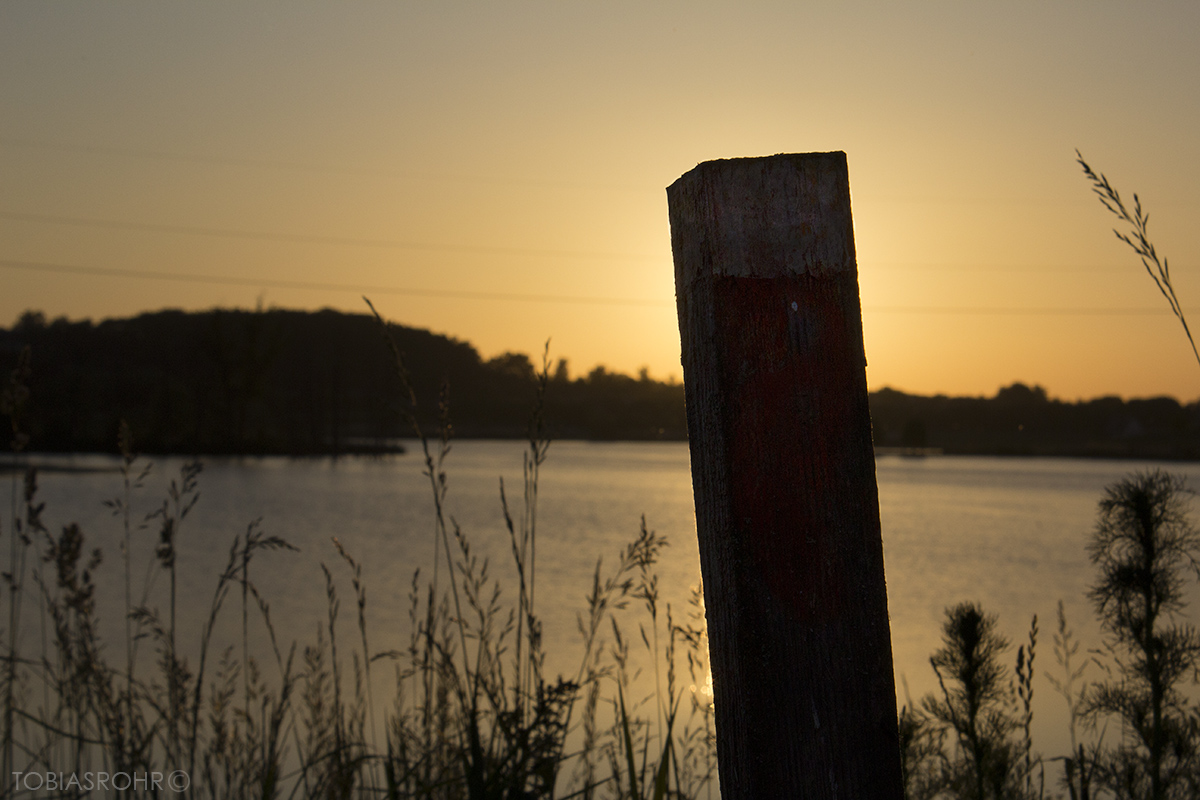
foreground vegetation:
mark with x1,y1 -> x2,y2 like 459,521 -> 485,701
900,470 -> 1200,800
1,325 -> 717,799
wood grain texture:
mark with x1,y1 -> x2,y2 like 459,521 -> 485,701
668,153 -> 902,799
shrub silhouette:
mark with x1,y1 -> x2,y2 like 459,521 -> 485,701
1084,470 -> 1200,799
917,602 -> 1039,800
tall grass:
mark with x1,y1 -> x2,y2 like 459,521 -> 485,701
0,312 -> 716,799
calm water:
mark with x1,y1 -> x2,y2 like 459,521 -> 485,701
12,442 -> 1200,764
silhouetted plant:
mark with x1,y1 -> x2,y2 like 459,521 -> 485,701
1077,151 -> 1199,371
1047,600 -> 1101,800
1083,470 -> 1200,800
921,602 -> 1040,800
1016,616 -> 1040,799
147,458 -> 202,769
898,700 -> 947,800
102,420 -> 153,774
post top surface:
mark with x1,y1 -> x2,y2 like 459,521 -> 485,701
667,151 -> 847,193
666,151 -> 856,281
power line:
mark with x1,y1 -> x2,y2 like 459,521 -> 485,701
0,135 -> 408,177
0,259 -> 672,307
1,258 -> 1188,315
0,136 -> 650,192
0,210 -> 662,262
0,209 -> 1138,274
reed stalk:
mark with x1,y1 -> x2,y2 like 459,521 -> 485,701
1077,150 -> 1200,371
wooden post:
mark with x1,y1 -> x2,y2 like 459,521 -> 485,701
668,153 -> 902,798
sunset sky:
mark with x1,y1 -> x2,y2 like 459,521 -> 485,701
2,2 -> 1199,401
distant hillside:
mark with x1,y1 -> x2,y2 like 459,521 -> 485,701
0,308 -> 686,454
2,308 -> 1198,459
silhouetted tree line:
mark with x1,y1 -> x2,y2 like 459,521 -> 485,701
871,383 -> 1200,460
3,308 -> 1198,457
0,308 -> 687,454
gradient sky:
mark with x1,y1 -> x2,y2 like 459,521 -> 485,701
3,2 -> 1199,401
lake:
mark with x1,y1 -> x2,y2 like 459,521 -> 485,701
10,442 -> 1200,774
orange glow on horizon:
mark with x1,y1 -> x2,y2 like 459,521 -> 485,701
2,3 -> 1199,401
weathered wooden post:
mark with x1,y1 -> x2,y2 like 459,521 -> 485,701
668,152 -> 902,798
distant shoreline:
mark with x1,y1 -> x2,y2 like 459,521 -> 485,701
3,309 -> 1198,461
6,440 -> 1200,469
